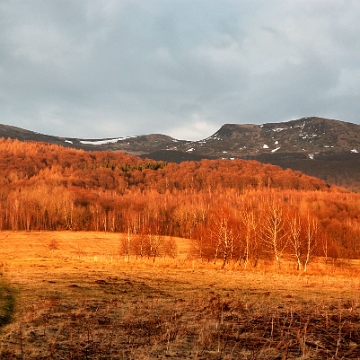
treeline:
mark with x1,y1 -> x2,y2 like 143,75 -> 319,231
0,138 -> 330,193
0,138 -> 359,266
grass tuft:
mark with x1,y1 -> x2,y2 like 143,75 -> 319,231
0,281 -> 16,327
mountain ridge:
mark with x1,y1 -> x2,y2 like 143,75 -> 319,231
1,117 -> 359,190
1,117 -> 359,156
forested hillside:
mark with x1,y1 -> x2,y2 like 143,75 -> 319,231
1,138 -> 360,267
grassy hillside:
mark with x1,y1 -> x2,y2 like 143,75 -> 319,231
1,232 -> 360,359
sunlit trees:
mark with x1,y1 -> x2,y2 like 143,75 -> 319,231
261,199 -> 287,269
302,216 -> 318,272
0,137 -> 359,267
240,207 -> 259,268
288,213 -> 318,271
288,213 -> 303,270
121,227 -> 134,261
211,214 -> 238,269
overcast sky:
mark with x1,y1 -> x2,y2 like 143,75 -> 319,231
1,0 -> 360,140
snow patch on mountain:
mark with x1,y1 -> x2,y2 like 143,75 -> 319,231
79,137 -> 131,145
271,147 -> 281,153
300,133 -> 317,140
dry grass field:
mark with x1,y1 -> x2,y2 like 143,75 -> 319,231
0,232 -> 360,359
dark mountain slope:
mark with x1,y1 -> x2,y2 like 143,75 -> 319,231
0,117 -> 359,190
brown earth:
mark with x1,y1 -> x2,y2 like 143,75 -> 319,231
0,232 -> 360,359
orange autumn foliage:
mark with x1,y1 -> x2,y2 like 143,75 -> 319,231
0,138 -> 359,264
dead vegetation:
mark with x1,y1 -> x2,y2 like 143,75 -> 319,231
1,231 -> 360,359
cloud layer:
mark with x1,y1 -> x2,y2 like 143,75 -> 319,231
1,0 -> 360,140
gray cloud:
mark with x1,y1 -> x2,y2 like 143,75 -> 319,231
1,0 -> 360,140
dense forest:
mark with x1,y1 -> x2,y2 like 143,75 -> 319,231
1,138 -> 360,269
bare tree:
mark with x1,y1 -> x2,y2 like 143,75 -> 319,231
262,200 -> 287,269
288,214 -> 302,270
164,237 -> 177,258
303,215 -> 318,272
146,232 -> 163,262
120,226 -> 133,262
212,215 -> 238,269
240,209 -> 258,268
